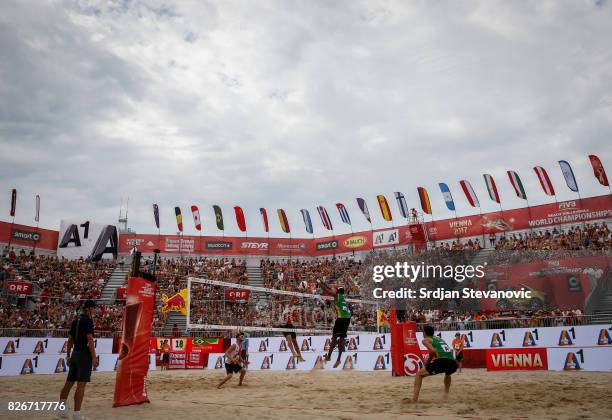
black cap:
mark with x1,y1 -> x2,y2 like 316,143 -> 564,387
83,299 -> 97,309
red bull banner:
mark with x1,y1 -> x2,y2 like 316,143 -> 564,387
486,348 -> 548,371
161,289 -> 188,315
113,277 -> 157,407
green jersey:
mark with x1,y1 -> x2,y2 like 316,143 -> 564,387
430,336 -> 453,359
334,292 -> 351,319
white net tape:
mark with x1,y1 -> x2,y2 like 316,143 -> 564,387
187,277 -> 379,335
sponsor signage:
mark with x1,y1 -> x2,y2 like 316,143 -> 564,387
165,238 -> 194,253
316,240 -> 339,251
486,348 -> 548,371
277,243 -> 306,250
4,280 -> 33,296
205,241 -> 233,250
11,229 -> 40,243
373,229 -> 399,247
343,235 -> 367,249
240,242 -> 268,250
224,289 -> 250,301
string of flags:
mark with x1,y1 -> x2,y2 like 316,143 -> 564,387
150,154 -> 610,234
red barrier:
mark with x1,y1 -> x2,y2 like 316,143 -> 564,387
113,277 -> 157,407
390,310 -> 424,376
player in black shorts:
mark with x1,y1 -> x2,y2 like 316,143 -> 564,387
412,325 -> 458,403
58,300 -> 99,419
218,332 -> 247,388
280,297 -> 305,362
319,281 -> 351,368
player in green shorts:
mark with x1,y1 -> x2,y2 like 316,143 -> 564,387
412,325 -> 458,403
318,280 -> 351,368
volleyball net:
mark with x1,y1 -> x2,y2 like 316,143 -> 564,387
186,277 -> 380,335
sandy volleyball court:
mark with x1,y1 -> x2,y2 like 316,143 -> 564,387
0,369 -> 611,419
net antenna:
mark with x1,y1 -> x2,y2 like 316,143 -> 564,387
187,276 -> 379,335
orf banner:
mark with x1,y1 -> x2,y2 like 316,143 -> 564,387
113,277 -> 157,407
224,289 -> 250,301
486,348 -> 548,371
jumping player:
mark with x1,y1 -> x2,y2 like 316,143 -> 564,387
412,325 -> 458,403
319,281 -> 351,368
217,331 -> 247,388
280,297 -> 305,362
451,333 -> 464,373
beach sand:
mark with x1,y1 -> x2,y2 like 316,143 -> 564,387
1,368 -> 611,419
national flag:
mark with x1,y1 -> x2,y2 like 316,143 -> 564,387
336,203 -> 351,225
234,206 -> 247,232
213,205 -> 224,230
35,195 -> 40,222
483,174 -> 501,203
558,160 -> 579,192
259,208 -> 269,233
533,166 -> 555,196
507,171 -> 527,200
153,204 -> 160,229
191,205 -> 201,231
459,180 -> 480,207
588,154 -> 609,187
377,195 -> 392,221
174,207 -> 183,232
317,206 -> 333,230
438,183 -> 455,211
301,209 -> 313,234
356,198 -> 371,223
417,187 -> 432,214
277,209 -> 290,233
10,189 -> 16,217
394,192 -> 409,218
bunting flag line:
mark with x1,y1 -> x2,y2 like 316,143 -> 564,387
438,183 -> 455,211
356,198 -> 371,223
259,208 -> 269,233
417,187 -> 432,215
507,170 -> 527,200
459,180 -> 480,207
394,192 -> 409,218
483,174 -> 501,203
10,189 -> 16,217
234,206 -> 247,232
336,203 -> 351,225
301,209 -> 314,234
174,206 -> 183,232
153,204 -> 160,229
558,160 -> 579,192
377,195 -> 393,221
35,195 -> 40,222
213,205 -> 224,230
588,154 -> 609,187
533,166 -> 555,196
277,209 -> 290,233
317,206 -> 333,230
191,205 -> 201,231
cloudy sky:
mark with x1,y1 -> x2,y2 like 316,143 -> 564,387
1,0 -> 611,238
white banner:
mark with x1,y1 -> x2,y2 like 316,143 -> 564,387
0,354 -> 155,377
57,220 -> 118,260
547,347 -> 612,371
373,229 -> 399,247
0,337 -> 113,356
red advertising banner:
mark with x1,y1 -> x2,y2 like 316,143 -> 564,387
0,221 -> 58,250
4,280 -> 33,295
390,311 -> 424,376
113,277 -> 157,407
116,287 -> 127,300
224,289 -> 250,301
486,348 -> 548,371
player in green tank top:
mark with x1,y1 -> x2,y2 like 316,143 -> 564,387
318,280 -> 351,368
412,325 -> 458,403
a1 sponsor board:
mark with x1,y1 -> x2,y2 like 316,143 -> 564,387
373,229 -> 399,247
